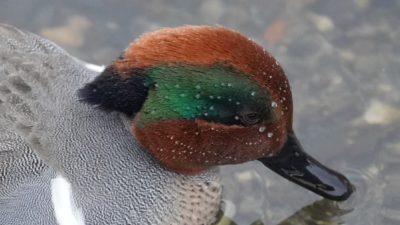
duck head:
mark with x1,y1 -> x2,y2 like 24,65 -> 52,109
79,26 -> 353,201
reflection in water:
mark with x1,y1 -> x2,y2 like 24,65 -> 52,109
215,198 -> 353,225
276,199 -> 352,225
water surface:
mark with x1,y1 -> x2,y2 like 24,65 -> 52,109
1,0 -> 399,224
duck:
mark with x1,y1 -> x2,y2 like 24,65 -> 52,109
0,24 -> 353,225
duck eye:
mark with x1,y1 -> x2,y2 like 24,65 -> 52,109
240,112 -> 261,126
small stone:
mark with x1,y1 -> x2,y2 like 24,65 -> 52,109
363,100 -> 400,125
264,19 -> 287,44
40,15 -> 91,47
377,83 -> 393,93
235,171 -> 255,183
199,0 -> 224,22
340,50 -> 355,61
354,0 -> 371,10
307,13 -> 334,32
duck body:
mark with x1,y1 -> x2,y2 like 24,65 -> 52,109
0,24 -> 221,225
0,24 -> 353,225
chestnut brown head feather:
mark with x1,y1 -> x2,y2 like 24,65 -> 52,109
80,25 -> 292,174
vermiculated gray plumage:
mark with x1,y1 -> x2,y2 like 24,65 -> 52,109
0,24 -> 221,225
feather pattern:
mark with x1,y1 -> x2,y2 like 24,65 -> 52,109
0,24 -> 221,225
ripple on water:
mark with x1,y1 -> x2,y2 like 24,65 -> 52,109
339,166 -> 383,225
342,127 -> 400,225
378,137 -> 400,225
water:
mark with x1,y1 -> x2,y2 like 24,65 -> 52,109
1,0 -> 399,224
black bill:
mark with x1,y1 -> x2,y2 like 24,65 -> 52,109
258,132 -> 353,201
